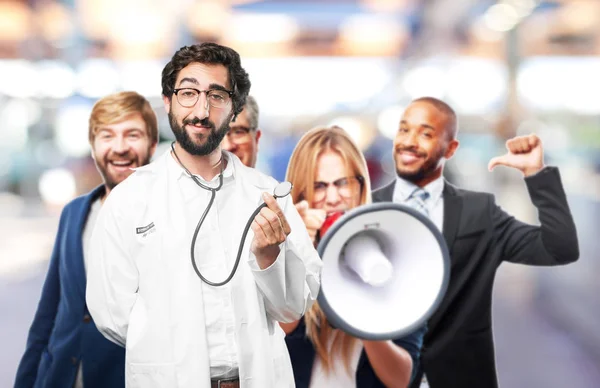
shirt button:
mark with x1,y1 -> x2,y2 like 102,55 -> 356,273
83,314 -> 92,323
71,356 -> 78,365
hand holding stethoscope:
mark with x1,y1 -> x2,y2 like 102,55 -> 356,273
249,185 -> 293,270
171,141 -> 293,286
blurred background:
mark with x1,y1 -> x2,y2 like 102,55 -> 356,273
1,0 -> 599,386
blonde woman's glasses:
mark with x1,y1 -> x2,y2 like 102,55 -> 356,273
313,176 -> 364,203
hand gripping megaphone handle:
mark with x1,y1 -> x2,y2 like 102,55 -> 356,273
316,211 -> 345,243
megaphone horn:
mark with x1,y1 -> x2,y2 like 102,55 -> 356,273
316,202 -> 450,340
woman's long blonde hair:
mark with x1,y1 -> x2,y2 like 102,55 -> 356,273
285,125 -> 372,374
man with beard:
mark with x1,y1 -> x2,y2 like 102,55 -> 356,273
221,95 -> 261,168
373,96 -> 579,388
15,91 -> 158,388
85,43 -> 322,388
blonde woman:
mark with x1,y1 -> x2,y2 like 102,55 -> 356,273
282,126 -> 426,388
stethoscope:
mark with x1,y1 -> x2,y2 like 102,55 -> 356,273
170,141 -> 293,286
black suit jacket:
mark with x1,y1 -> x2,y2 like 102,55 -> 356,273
372,167 -> 579,388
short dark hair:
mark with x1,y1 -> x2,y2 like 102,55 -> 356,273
161,42 -> 251,118
412,96 -> 458,140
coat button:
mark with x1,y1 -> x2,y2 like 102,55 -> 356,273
83,314 -> 91,323
71,357 -> 78,365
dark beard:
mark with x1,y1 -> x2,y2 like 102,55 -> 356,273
395,166 -> 429,184
169,112 -> 231,156
395,146 -> 445,184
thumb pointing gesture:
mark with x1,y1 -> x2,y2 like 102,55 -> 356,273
488,134 -> 544,177
487,154 -> 512,171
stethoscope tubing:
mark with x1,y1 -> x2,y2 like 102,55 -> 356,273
171,141 -> 272,287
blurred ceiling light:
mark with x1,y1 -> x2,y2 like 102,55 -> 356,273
361,0 -> 413,12
471,18 -> 504,43
54,102 -> 94,157
224,13 -> 299,43
560,59 -> 600,115
0,1 -> 32,41
503,0 -> 537,18
77,59 -> 120,98
109,2 -> 170,45
186,0 -> 230,38
38,60 -> 76,99
323,58 -> 392,105
338,14 -> 408,56
37,1 -> 74,42
517,59 -> 561,111
328,116 -> 376,151
243,57 -> 392,117
39,168 -> 77,207
377,105 -> 405,140
119,60 -> 164,98
78,0 -> 174,55
0,99 -> 41,151
402,65 -> 446,100
446,58 -> 507,115
0,60 -> 38,98
516,57 -> 600,114
484,3 -> 520,32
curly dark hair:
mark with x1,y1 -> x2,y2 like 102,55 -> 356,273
161,43 -> 251,118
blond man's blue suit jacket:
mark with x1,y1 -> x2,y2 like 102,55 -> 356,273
15,186 -> 125,388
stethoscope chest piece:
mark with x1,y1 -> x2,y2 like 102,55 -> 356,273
273,181 -> 293,199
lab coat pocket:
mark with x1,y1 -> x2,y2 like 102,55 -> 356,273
127,362 -> 177,388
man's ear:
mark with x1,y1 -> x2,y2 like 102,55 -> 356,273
162,95 -> 171,114
255,129 -> 262,145
445,139 -> 459,159
150,141 -> 158,158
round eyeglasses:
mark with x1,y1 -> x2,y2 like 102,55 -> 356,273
173,88 -> 233,109
313,176 -> 364,203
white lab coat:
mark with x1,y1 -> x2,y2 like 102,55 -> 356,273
86,150 -> 322,388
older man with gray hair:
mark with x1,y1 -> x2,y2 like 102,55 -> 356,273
221,95 -> 262,168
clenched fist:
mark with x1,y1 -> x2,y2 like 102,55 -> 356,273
295,200 -> 326,246
488,134 -> 545,177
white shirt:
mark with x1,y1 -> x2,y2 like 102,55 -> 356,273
82,197 -> 102,274
167,152 -> 239,378
309,334 -> 363,388
393,176 -> 445,232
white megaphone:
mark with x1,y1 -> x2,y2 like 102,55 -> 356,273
316,203 -> 450,340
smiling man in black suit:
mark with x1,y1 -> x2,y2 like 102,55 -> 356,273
372,96 -> 579,388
